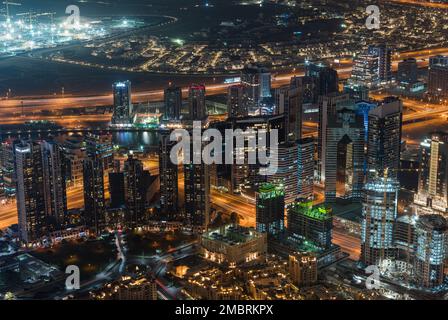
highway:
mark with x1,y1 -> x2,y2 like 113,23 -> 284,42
1,47 -> 447,120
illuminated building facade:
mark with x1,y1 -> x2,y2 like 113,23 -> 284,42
159,131 -> 179,219
414,214 -> 448,289
201,224 -> 267,266
428,55 -> 448,99
368,44 -> 392,83
289,252 -> 318,287
1,139 -> 17,197
83,154 -> 106,235
15,140 -> 68,243
361,176 -> 399,266
227,84 -> 247,118
324,108 -> 365,202
414,132 -> 448,214
85,133 -> 114,173
275,85 -> 302,142
256,183 -> 285,234
297,138 -> 314,201
111,81 -> 133,125
288,201 -> 333,249
317,93 -> 351,185
267,143 -> 298,205
124,154 -> 147,228
349,52 -> 379,89
367,97 -> 403,180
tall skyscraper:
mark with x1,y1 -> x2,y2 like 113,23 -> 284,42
367,97 -> 403,179
288,200 -> 333,249
324,108 -> 365,202
1,139 -> 17,197
361,175 -> 399,266
109,170 -> 125,209
428,55 -> 448,99
185,138 -> 210,231
368,44 -> 392,83
159,132 -> 179,219
255,183 -> 285,235
297,138 -> 314,201
85,133 -> 114,173
15,140 -> 68,243
83,156 -> 105,234
62,133 -> 85,187
275,85 -> 303,142
124,154 -> 147,228
164,85 -> 182,120
267,142 -> 298,205
414,132 -> 448,214
188,84 -> 207,120
111,81 -> 133,125
227,84 -> 247,118
349,52 -> 379,89
397,58 -> 418,85
241,64 -> 271,112
317,93 -> 351,184
414,214 -> 448,289
15,142 -> 46,243
40,140 -> 67,228
304,62 -> 339,98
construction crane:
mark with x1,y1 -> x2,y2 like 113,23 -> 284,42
16,11 -> 56,29
2,0 -> 21,22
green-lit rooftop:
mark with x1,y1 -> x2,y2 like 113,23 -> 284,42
290,201 -> 332,221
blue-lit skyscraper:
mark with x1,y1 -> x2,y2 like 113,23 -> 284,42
112,81 -> 133,125
414,214 -> 448,289
361,175 -> 399,266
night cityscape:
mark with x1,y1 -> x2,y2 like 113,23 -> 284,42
1,0 -> 448,310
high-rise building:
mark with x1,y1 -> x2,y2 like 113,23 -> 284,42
0,139 -> 17,197
15,142 -> 46,243
414,132 -> 448,214
85,133 -> 114,173
185,138 -> 210,231
324,108 -> 365,202
124,154 -> 147,228
367,97 -> 403,179
290,75 -> 316,104
414,214 -> 448,289
304,62 -> 339,98
241,64 -> 271,112
40,140 -> 67,228
267,143 -> 298,205
159,132 -> 179,219
288,201 -> 333,249
397,58 -> 418,84
164,85 -> 182,120
361,175 -> 399,266
317,93 -> 351,184
349,53 -> 379,89
15,140 -> 68,242
275,85 -> 302,142
62,134 -> 85,187
297,138 -> 314,201
83,156 -> 105,234
111,81 -> 133,125
368,44 -> 392,83
428,55 -> 448,99
255,183 -> 285,235
289,253 -> 318,287
109,170 -> 125,209
227,84 -> 247,118
188,84 -> 207,120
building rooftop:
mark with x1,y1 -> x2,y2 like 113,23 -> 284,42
202,224 -> 262,246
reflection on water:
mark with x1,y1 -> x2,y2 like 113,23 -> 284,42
112,131 -> 159,150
